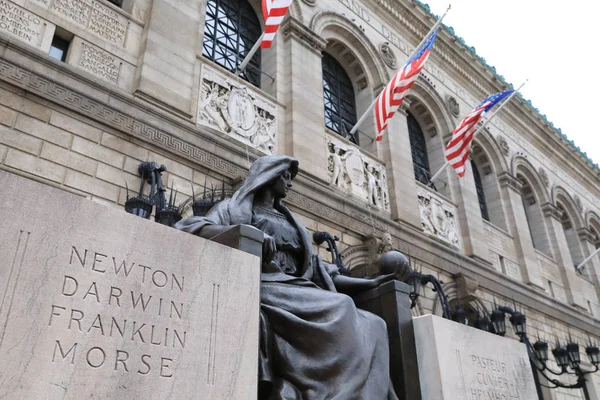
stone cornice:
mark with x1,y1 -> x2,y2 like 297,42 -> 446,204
282,17 -> 327,55
541,203 -> 563,220
498,172 -> 522,192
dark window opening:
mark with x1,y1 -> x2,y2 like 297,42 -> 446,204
321,53 -> 358,145
472,160 -> 489,221
105,0 -> 123,7
202,0 -> 261,87
407,112 -> 430,184
49,36 -> 70,62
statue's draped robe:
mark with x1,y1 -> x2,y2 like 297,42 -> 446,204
177,156 -> 396,400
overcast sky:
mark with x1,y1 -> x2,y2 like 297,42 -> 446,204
423,1 -> 600,166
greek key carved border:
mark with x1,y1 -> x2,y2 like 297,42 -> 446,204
0,59 -> 245,179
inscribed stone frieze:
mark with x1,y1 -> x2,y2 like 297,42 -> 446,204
0,170 -> 260,399
0,0 -> 55,51
326,133 -> 390,212
414,315 -> 537,400
76,40 -> 121,83
51,0 -> 91,27
197,63 -> 278,155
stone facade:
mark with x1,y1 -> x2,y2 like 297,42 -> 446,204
0,0 -> 599,398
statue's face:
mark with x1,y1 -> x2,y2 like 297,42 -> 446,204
273,170 -> 293,198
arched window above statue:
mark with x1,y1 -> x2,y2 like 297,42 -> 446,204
202,0 -> 261,87
407,111 -> 430,185
471,159 -> 489,221
321,52 -> 359,145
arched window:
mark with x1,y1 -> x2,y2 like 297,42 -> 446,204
518,175 -> 551,256
407,112 -> 430,184
202,0 -> 261,87
322,53 -> 358,144
471,160 -> 489,221
557,204 -> 583,271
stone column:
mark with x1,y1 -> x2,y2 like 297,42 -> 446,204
541,203 -> 587,309
280,19 -> 329,182
445,156 -> 489,262
380,102 -> 421,228
498,172 -> 545,288
133,0 -> 203,117
577,228 -> 600,300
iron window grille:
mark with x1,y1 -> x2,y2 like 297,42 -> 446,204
322,53 -> 359,145
407,112 -> 431,185
202,0 -> 261,87
471,160 -> 490,221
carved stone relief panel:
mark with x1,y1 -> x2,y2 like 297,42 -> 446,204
379,42 -> 397,69
539,168 -> 549,188
497,134 -> 509,156
445,94 -> 460,118
326,134 -> 390,212
198,64 -> 278,154
416,187 -> 460,247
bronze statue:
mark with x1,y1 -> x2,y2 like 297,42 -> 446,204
177,155 -> 399,399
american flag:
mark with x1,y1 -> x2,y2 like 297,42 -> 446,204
374,29 -> 439,141
444,90 -> 514,176
261,0 -> 293,48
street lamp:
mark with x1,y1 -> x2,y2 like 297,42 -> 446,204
491,305 -> 599,400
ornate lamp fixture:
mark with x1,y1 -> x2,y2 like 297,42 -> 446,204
405,270 -> 452,320
124,162 -> 183,227
490,305 -> 599,400
313,231 -> 351,276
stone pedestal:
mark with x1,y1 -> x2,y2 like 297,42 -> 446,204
0,171 -> 261,399
413,315 -> 537,400
354,281 -> 420,400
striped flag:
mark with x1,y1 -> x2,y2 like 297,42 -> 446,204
374,29 -> 439,141
444,90 -> 514,176
261,0 -> 293,48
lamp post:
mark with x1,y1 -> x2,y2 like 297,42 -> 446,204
491,306 -> 599,400
405,270 -> 452,320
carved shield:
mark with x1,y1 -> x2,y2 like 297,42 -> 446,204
345,153 -> 365,188
228,88 -> 256,134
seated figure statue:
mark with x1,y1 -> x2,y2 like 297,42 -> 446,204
176,155 -> 399,400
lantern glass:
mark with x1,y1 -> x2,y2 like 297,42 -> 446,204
586,345 -> 600,366
491,310 -> 506,336
533,341 -> 549,362
567,343 -> 580,366
474,315 -> 491,332
552,346 -> 570,369
509,313 -> 526,336
453,307 -> 469,325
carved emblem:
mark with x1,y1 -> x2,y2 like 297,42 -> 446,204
445,95 -> 460,118
379,42 -> 397,69
497,135 -> 509,156
538,168 -> 549,188
198,64 -> 277,154
417,187 -> 459,247
327,135 -> 390,211
574,195 -> 583,213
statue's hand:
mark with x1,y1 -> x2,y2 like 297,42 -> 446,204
263,233 -> 277,263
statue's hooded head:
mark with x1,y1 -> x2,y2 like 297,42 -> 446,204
227,155 -> 299,224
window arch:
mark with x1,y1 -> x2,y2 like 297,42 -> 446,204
407,111 -> 430,185
202,0 -> 261,86
322,52 -> 359,144
518,175 -> 551,256
557,203 -> 584,272
471,160 -> 489,221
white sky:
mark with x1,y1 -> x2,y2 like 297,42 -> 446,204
423,0 -> 600,166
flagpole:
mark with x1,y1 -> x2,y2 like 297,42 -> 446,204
428,80 -> 528,183
238,32 -> 265,76
349,4 -> 451,136
576,247 -> 600,273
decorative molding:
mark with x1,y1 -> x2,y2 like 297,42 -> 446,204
416,187 -> 460,247
198,64 -> 277,154
282,17 -> 327,54
497,134 -> 509,156
541,202 -> 563,220
498,172 -> 522,192
300,0 -> 316,6
326,134 -> 390,212
577,228 -> 596,244
445,94 -> 460,118
574,195 -> 583,214
0,58 -> 245,179
378,42 -> 397,69
538,168 -> 549,188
